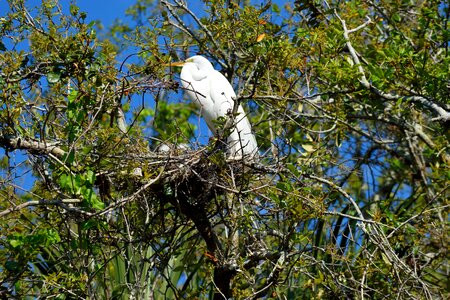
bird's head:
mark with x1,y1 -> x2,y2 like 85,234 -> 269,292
168,55 -> 214,72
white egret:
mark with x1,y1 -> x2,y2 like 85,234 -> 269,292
171,55 -> 258,158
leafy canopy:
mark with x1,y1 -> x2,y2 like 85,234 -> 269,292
0,0 -> 448,299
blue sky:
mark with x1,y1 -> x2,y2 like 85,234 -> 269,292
76,0 -> 130,25
0,0 -> 290,27
75,0 -> 285,25
0,0 -> 283,26
0,0 -> 133,28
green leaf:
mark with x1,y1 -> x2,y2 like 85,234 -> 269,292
69,4 -> 79,16
271,3 -> 280,13
81,219 -> 99,230
302,143 -> 315,153
335,131 -> 342,147
46,229 -> 61,245
59,173 -> 71,190
286,163 -> 300,177
381,253 -> 393,266
59,173 -> 80,194
85,170 -> 95,185
82,187 -> 104,209
9,239 -> 22,248
64,150 -> 76,165
68,89 -> 78,103
392,13 -> 401,22
276,181 -> 292,192
47,71 -> 61,84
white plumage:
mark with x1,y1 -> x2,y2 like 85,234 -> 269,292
177,55 -> 258,158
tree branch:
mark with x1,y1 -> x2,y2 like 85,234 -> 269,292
0,198 -> 83,217
0,135 -> 65,158
307,174 -> 365,220
171,0 -> 226,64
335,11 -> 450,122
161,0 -> 227,68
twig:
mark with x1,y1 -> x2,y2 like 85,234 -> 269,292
324,210 -> 393,228
161,0 -> 227,68
161,0 -> 203,46
94,171 -> 164,217
172,0 -> 226,65
307,174 -> 365,220
0,198 -> 83,217
386,204 -> 450,239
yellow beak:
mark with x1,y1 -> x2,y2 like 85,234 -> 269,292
164,61 -> 186,67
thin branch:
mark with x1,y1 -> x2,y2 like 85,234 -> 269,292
308,174 -> 365,220
334,11 -> 450,122
171,0 -> 226,65
161,0 -> 203,46
324,210 -> 393,228
347,16 -> 372,33
94,171 -> 164,217
0,198 -> 82,217
387,204 -> 450,239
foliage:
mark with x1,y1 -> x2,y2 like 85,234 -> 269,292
0,0 -> 449,299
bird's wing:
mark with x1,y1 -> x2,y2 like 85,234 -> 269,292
230,105 -> 258,157
181,65 -> 216,131
209,70 -> 235,119
180,64 -> 208,107
209,70 -> 258,157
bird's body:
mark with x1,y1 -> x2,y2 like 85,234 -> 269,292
178,55 -> 258,158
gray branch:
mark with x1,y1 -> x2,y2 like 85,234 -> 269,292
0,135 -> 65,158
